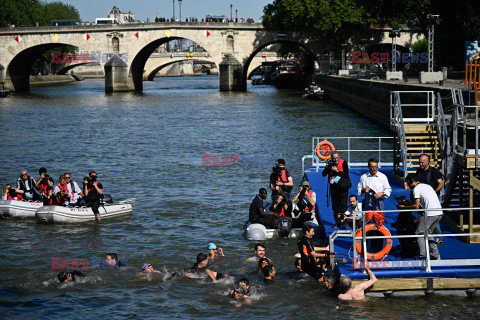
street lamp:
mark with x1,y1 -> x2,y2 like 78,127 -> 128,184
235,9 -> 238,22
172,0 -> 175,20
179,0 -> 182,21
427,14 -> 440,72
230,4 -> 233,21
389,30 -> 401,72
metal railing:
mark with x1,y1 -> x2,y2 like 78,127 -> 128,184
390,91 -> 436,124
328,207 -> 480,273
452,103 -> 479,167
302,137 -> 394,172
391,92 -> 408,179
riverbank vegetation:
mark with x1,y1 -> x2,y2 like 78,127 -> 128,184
262,0 -> 480,69
0,0 -> 80,27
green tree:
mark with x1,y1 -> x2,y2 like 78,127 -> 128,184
0,0 -> 80,27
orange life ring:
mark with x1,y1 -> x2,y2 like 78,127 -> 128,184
316,138 -> 335,160
355,224 -> 392,260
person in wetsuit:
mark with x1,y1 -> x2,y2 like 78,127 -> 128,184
184,253 -> 228,281
297,224 -> 330,281
57,270 -> 86,283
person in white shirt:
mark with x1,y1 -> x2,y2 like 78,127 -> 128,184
341,195 -> 363,230
398,173 -> 442,260
64,172 -> 82,206
357,158 -> 392,211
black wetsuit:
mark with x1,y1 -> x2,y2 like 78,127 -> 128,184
297,236 -> 323,280
189,263 -> 223,280
68,270 -> 86,281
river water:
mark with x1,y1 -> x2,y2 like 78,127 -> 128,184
0,76 -> 478,319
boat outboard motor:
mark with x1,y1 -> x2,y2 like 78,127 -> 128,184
246,223 -> 267,241
101,194 -> 113,204
278,217 -> 293,238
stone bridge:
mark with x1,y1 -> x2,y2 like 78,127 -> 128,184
0,22 -> 421,92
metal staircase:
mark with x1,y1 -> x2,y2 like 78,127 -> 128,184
390,91 -> 444,185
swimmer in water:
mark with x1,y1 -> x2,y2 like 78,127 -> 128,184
229,278 -> 252,307
338,264 -> 377,300
183,253 -> 228,282
262,264 -> 276,285
257,257 -> 271,274
140,263 -> 162,274
57,270 -> 86,283
246,243 -> 266,262
207,243 -> 225,260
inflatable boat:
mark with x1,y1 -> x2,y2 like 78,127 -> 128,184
0,200 -> 44,219
36,202 -> 133,223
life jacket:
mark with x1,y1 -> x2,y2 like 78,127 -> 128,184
277,169 -> 292,192
273,203 -> 286,217
69,181 -> 77,200
87,181 -> 98,193
57,184 -> 69,203
38,178 -> 50,195
328,158 -> 345,183
17,177 -> 35,194
7,193 -> 24,201
304,189 -> 315,211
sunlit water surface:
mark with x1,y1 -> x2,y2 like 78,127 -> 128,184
0,77 -> 478,319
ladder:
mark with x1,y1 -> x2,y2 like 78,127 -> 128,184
390,91 -> 443,186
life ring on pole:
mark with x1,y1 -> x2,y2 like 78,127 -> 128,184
355,224 -> 392,260
316,138 -> 335,160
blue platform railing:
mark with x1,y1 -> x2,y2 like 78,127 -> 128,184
329,207 -> 480,273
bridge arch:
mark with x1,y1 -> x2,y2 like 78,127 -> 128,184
129,37 -> 218,91
6,42 -> 93,92
241,39 -> 320,90
145,59 -> 215,81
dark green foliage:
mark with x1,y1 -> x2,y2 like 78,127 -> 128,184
0,0 -> 80,27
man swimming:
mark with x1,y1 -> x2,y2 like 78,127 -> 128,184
338,264 -> 377,300
184,253 -> 228,282
229,278 -> 252,307
57,270 -> 86,283
246,243 -> 266,262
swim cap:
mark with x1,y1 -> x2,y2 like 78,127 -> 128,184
207,243 -> 217,250
142,263 -> 151,271
196,253 -> 208,264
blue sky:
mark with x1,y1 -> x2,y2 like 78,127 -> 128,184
46,0 -> 273,22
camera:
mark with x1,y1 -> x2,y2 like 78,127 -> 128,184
44,174 -> 49,179
326,159 -> 335,167
394,195 -> 412,207
84,176 -> 93,184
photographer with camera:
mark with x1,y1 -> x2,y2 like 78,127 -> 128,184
341,195 -> 362,230
269,159 -> 293,201
16,169 -> 37,201
291,181 -> 316,227
35,167 -> 54,197
43,186 -> 60,206
83,171 -> 103,221
54,175 -> 71,206
398,173 -> 442,260
322,151 -> 350,227
269,193 -> 288,218
2,184 -> 24,201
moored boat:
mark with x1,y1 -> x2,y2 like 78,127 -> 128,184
0,200 -> 43,219
0,82 -> 10,97
36,202 -> 133,223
